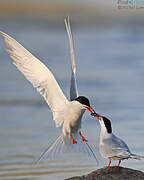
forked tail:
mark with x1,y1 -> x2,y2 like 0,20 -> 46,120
36,133 -> 98,164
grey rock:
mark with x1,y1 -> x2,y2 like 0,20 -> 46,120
65,166 -> 144,180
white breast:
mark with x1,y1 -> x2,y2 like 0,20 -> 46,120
62,101 -> 85,135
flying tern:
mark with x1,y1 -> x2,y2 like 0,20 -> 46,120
0,17 -> 97,161
91,112 -> 144,167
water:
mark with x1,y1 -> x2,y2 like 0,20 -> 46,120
0,17 -> 144,180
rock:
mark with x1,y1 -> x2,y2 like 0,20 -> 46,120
65,166 -> 144,180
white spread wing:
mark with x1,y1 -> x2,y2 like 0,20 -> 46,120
0,31 -> 69,127
65,17 -> 78,101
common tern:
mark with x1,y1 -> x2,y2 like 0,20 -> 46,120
0,17 -> 97,161
91,112 -> 144,167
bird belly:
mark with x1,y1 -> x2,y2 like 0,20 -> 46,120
62,108 -> 84,135
69,117 -> 82,133
99,144 -> 109,159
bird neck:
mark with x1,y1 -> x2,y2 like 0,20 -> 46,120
99,121 -> 112,142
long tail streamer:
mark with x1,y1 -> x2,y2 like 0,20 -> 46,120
36,133 -> 98,164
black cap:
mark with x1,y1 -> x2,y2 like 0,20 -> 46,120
103,117 -> 112,134
74,96 -> 90,107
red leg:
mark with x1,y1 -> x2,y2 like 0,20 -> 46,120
105,159 -> 111,168
79,132 -> 88,142
115,160 -> 121,168
70,133 -> 77,144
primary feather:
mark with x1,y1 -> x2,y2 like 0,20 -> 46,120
0,31 -> 68,127
65,17 -> 78,101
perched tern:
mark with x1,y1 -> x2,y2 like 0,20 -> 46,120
0,17 -> 97,161
91,112 -> 144,167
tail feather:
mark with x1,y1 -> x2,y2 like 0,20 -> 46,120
130,153 -> 144,160
36,133 -> 98,164
85,142 -> 99,164
36,134 -> 64,163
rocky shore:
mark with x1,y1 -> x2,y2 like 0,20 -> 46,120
65,166 -> 144,180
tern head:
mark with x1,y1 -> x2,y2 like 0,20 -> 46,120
74,96 -> 95,113
91,113 -> 112,134
102,117 -> 112,134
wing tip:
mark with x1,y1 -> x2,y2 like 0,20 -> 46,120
64,16 -> 70,23
0,31 -> 7,38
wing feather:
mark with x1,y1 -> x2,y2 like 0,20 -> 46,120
64,17 -> 78,101
0,31 -> 69,127
100,134 -> 131,158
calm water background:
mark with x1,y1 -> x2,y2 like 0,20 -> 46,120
0,17 -> 144,180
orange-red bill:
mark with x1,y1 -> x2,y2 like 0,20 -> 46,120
85,106 -> 95,113
90,110 -> 102,120
85,106 -> 102,120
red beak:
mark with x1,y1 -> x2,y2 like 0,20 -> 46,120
91,111 -> 102,120
85,106 -> 95,113
85,106 -> 102,120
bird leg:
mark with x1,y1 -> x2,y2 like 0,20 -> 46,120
115,160 -> 121,168
79,132 -> 88,142
105,160 -> 111,168
70,133 -> 77,144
